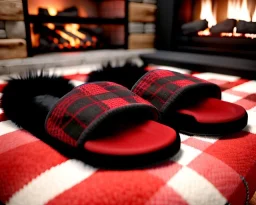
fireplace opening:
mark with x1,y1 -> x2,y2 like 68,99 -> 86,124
176,0 -> 256,59
23,0 -> 128,56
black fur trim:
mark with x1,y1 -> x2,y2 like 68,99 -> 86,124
87,62 -> 148,89
1,71 -> 74,137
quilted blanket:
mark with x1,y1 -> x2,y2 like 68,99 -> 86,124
0,64 -> 255,205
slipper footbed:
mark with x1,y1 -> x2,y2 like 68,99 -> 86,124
178,98 -> 246,124
84,120 -> 177,156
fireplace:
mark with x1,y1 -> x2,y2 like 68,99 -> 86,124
140,0 -> 256,78
23,0 -> 128,56
155,0 -> 256,59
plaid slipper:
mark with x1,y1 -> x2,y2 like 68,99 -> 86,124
45,81 -> 180,168
131,69 -> 248,136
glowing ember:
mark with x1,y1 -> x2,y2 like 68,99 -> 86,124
198,28 -> 211,36
221,27 -> 243,37
48,8 -> 57,16
92,36 -> 97,42
200,0 -> 217,28
245,33 -> 256,39
53,38 -> 58,44
46,23 -> 55,30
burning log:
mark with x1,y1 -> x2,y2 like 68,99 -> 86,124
210,19 -> 236,34
237,21 -> 256,34
38,6 -> 78,17
38,8 -> 49,16
35,25 -> 69,44
57,7 -> 78,17
181,19 -> 208,35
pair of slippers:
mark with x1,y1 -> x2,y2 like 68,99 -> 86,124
1,66 -> 247,168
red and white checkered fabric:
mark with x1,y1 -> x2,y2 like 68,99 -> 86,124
0,65 -> 255,205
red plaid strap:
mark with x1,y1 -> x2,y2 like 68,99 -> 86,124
45,82 -> 159,147
132,70 -> 221,114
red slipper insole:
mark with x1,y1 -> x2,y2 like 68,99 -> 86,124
178,98 -> 246,124
84,120 -> 176,156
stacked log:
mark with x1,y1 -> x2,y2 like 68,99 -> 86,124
0,0 -> 27,60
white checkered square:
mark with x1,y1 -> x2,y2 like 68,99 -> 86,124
221,92 -> 242,103
167,166 -> 227,205
0,120 -> 19,136
170,144 -> 201,166
180,133 -> 190,142
193,73 -> 239,82
232,81 -> 256,93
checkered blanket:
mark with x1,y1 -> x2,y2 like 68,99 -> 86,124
0,65 -> 255,205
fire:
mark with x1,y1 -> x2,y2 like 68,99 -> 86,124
46,23 -> 55,30
200,0 -> 217,28
253,8 -> 256,22
228,0 -> 250,21
198,0 -> 256,39
64,24 -> 86,40
56,30 -> 76,47
48,8 -> 57,16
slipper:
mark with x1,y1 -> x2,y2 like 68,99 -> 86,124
130,69 -> 247,136
43,81 -> 180,168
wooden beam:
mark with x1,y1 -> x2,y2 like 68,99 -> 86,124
129,2 -> 156,23
0,0 -> 24,21
0,39 -> 27,59
128,33 -> 155,49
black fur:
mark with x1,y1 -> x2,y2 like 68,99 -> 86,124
87,62 -> 148,89
1,71 -> 74,137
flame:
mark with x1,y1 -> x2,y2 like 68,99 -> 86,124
55,24 -> 89,48
200,0 -> 217,28
46,23 -> 55,30
56,30 -> 76,47
253,8 -> 256,22
198,28 -> 211,36
228,0 -> 251,21
64,24 -> 86,40
48,7 -> 57,16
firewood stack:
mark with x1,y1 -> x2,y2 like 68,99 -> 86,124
128,0 -> 156,49
0,0 -> 27,60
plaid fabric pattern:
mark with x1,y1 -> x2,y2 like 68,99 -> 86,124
132,69 -> 221,112
0,65 -> 256,205
46,81 -> 158,146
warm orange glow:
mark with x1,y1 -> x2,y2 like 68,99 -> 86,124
64,24 -> 86,40
200,0 -> 217,28
198,0 -> 256,39
48,7 -> 57,16
46,23 -> 55,30
198,28 -> 211,36
221,27 -> 243,37
253,8 -> 256,22
228,0 -> 251,21
245,33 -> 256,39
58,44 -> 64,49
53,38 -> 58,44
86,41 -> 92,47
56,30 -> 76,47
92,36 -> 97,42
63,42 -> 69,47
